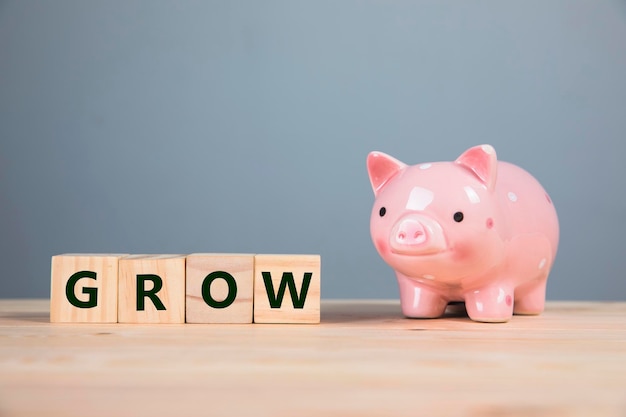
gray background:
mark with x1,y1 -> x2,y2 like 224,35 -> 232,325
1,1 -> 625,300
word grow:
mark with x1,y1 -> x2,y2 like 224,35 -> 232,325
50,253 -> 320,324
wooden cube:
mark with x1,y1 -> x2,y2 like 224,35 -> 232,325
185,253 -> 254,323
118,255 -> 186,324
253,254 -> 320,324
50,254 -> 126,323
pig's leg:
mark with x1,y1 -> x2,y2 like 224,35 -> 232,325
514,277 -> 547,315
508,235 -> 551,315
464,283 -> 514,323
396,274 -> 448,318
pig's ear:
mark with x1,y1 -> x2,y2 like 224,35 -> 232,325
455,145 -> 498,191
367,151 -> 407,196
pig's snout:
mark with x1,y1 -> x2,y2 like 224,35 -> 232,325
393,219 -> 427,246
390,215 -> 446,255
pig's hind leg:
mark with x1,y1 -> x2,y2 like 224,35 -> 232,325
510,235 -> 552,315
513,275 -> 548,315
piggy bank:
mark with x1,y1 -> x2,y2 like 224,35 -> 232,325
367,145 -> 559,322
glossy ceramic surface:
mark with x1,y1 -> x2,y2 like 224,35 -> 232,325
367,145 -> 559,322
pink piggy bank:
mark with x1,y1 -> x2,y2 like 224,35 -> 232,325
367,145 -> 559,322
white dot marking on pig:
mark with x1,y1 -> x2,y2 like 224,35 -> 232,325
481,144 -> 495,154
423,274 -> 435,280
508,191 -> 518,202
464,186 -> 481,204
538,258 -> 547,269
497,288 -> 506,304
406,186 -> 434,211
419,163 -> 432,170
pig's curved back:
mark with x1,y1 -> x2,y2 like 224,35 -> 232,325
495,161 -> 559,260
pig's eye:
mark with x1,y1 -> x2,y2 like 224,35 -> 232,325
453,211 -> 464,222
379,207 -> 386,217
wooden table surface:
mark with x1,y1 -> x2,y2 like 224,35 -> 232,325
1,300 -> 625,417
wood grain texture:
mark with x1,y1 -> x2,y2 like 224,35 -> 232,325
253,254 -> 321,324
118,255 -> 186,323
50,254 -> 127,323
1,300 -> 625,417
185,253 -> 254,323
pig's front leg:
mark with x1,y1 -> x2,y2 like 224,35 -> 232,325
464,283 -> 514,323
396,273 -> 448,318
